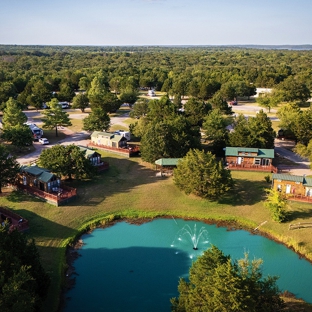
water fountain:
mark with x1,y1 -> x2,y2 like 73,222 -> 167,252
171,223 -> 209,251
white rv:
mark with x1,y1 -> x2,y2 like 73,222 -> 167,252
25,122 -> 43,140
114,130 -> 131,141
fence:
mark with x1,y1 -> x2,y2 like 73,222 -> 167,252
228,163 -> 278,173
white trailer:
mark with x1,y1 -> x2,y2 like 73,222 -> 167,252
25,122 -> 44,140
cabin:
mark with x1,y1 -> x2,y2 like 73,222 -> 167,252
16,165 -> 77,206
78,146 -> 109,171
155,158 -> 181,176
89,131 -> 139,157
272,173 -> 312,202
225,147 -> 277,172
90,131 -> 128,149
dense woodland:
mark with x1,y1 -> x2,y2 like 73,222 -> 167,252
1,45 -> 312,110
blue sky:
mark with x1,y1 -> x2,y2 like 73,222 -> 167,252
1,0 -> 311,45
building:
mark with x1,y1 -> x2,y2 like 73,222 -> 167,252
78,146 -> 109,171
89,131 -> 139,157
155,158 -> 181,176
225,147 -> 277,172
90,131 -> 128,149
16,165 -> 77,206
272,173 -> 312,202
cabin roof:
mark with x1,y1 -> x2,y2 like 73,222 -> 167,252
225,147 -> 274,158
272,173 -> 312,186
21,165 -> 55,183
155,158 -> 181,166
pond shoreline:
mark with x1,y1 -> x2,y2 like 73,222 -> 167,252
60,216 -> 311,311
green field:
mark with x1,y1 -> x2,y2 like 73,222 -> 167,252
1,154 -> 312,311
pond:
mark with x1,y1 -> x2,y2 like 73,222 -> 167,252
64,218 -> 312,311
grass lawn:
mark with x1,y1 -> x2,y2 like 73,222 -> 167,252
1,155 -> 312,311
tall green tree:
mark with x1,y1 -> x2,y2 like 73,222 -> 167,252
256,93 -> 279,113
183,98 -> 212,127
228,111 -> 275,149
174,149 -> 233,200
38,144 -> 96,180
265,189 -> 289,222
41,98 -> 72,136
0,226 -> 50,311
119,90 -> 139,108
0,144 -> 20,193
274,77 -> 310,103
202,109 -> 232,154
1,97 -> 27,129
1,125 -> 33,149
72,93 -> 89,112
129,98 -> 150,119
171,245 -> 284,312
83,107 -> 110,132
140,116 -> 201,163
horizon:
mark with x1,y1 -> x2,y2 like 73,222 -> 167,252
1,0 -> 311,46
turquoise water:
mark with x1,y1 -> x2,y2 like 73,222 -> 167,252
64,219 -> 312,311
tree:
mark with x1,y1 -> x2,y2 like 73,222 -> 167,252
274,77 -> 310,103
0,82 -> 17,110
140,116 -> 201,163
83,107 -> 110,132
183,98 -> 212,127
0,226 -> 50,311
171,245 -> 284,312
1,125 -> 33,149
31,80 -> 52,110
129,98 -> 149,119
0,144 -> 20,193
210,91 -> 233,115
202,109 -> 232,154
256,93 -> 279,113
38,144 -> 96,180
265,189 -> 289,222
119,90 -> 139,108
57,82 -> 75,102
72,93 -> 89,112
1,97 -> 27,129
228,111 -> 275,149
174,149 -> 233,200
41,98 -> 72,136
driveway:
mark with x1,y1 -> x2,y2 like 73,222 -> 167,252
274,139 -> 312,176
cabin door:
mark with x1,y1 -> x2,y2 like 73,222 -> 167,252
286,184 -> 291,194
237,157 -> 243,165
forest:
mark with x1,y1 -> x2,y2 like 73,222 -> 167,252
1,45 -> 312,112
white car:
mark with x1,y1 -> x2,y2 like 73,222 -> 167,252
39,138 -> 49,145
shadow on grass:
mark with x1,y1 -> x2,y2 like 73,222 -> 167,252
287,208 -> 312,222
59,156 -> 159,207
12,208 -> 77,240
7,190 -> 44,203
218,179 -> 269,206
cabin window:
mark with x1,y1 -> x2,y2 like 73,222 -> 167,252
254,158 -> 261,165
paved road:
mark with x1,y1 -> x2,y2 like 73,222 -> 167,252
17,110 -> 130,165
274,139 -> 312,176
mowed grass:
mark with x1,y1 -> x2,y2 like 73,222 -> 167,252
1,155 -> 312,311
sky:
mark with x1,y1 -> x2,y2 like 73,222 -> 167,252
1,0 -> 312,46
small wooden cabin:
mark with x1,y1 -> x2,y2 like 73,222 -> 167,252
272,173 -> 312,197
225,147 -> 277,172
18,165 -> 60,193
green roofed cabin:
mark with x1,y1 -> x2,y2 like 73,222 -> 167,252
155,158 -> 181,176
16,165 -> 77,206
272,173 -> 312,201
225,147 -> 277,173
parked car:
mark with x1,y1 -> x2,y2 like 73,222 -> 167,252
39,138 -> 49,145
